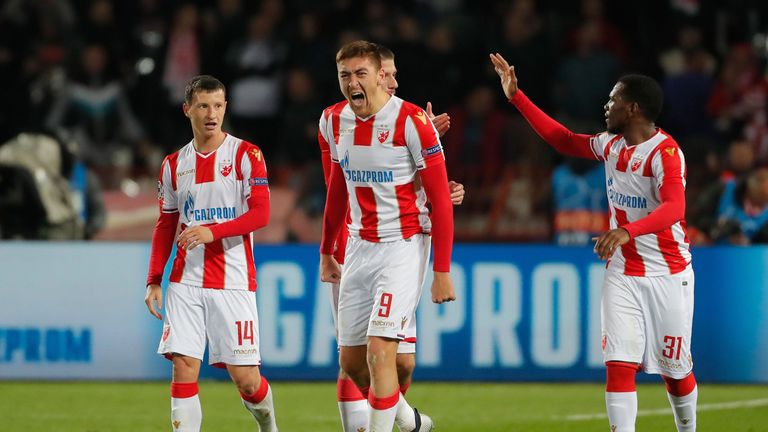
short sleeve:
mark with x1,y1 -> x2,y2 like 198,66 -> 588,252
404,108 -> 443,170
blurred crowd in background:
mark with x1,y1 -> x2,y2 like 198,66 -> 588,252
1,0 -> 768,245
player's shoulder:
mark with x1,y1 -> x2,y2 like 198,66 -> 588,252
322,100 -> 349,119
397,98 -> 423,115
656,129 -> 681,149
162,142 -> 189,166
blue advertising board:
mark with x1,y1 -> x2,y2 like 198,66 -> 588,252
0,244 -> 766,382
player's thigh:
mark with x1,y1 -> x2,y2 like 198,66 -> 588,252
159,282 -> 207,360
204,289 -> 261,366
337,238 -> 378,347
601,271 -> 645,363
367,235 -> 429,341
643,268 -> 695,377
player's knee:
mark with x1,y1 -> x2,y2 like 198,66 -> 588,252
663,373 -> 696,397
339,351 -> 367,380
171,355 -> 200,382
605,361 -> 638,392
395,354 -> 416,379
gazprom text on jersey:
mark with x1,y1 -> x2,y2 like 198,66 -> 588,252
608,189 -> 648,209
194,207 -> 237,221
344,169 -> 394,183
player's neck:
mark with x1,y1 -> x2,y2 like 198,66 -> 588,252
623,124 -> 657,147
353,92 -> 390,119
193,131 -> 226,154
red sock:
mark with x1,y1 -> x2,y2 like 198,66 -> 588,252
337,377 -> 365,402
368,389 -> 399,410
663,373 -> 697,397
399,382 -> 411,395
359,386 -> 370,400
240,376 -> 269,404
606,361 -> 638,392
170,382 -> 199,398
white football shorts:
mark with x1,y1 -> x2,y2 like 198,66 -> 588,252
337,234 -> 430,347
601,266 -> 694,378
330,277 -> 417,354
157,282 -> 261,366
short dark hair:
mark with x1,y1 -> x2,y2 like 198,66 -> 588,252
184,75 -> 226,105
378,45 -> 395,61
336,40 -> 382,70
617,74 -> 663,122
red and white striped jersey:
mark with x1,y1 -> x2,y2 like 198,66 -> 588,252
589,129 -> 691,276
158,134 -> 269,290
319,95 -> 444,242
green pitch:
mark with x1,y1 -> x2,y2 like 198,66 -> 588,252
0,381 -> 766,431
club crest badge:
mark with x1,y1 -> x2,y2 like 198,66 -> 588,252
377,129 -> 390,143
220,160 -> 232,177
631,158 -> 642,172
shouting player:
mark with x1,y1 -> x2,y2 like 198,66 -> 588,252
320,41 -> 456,432
318,44 -> 464,432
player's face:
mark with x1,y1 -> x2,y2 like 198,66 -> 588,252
604,83 -> 631,134
337,55 -> 384,114
183,89 -> 227,139
381,59 -> 398,96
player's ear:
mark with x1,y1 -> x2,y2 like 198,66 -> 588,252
182,103 -> 190,118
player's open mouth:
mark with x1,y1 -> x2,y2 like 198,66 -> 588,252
350,91 -> 365,105
205,121 -> 217,130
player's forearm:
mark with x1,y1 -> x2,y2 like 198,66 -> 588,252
509,90 -> 596,159
208,193 -> 270,240
146,211 -> 179,286
622,181 -> 686,238
420,162 -> 454,272
320,163 -> 348,255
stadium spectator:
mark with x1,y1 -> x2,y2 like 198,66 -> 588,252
689,139 -> 756,243
225,13 -> 286,157
144,75 -> 278,432
45,43 -> 154,188
492,53 -> 698,431
709,166 -> 768,245
319,41 -> 454,432
551,158 -> 609,245
554,20 -> 621,132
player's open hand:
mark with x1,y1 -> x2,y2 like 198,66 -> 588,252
431,272 -> 456,304
449,181 -> 465,205
145,284 -> 163,320
489,53 -> 518,100
320,254 -> 342,283
177,225 -> 214,250
426,102 -> 450,137
592,228 -> 631,260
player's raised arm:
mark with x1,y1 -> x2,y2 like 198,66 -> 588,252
489,53 -> 599,160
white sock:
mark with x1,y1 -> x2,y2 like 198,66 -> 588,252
171,395 -> 202,432
667,385 -> 697,431
242,380 -> 278,432
394,395 -> 417,431
606,391 -> 637,432
369,391 -> 399,432
339,400 -> 369,432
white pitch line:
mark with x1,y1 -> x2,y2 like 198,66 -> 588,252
560,398 -> 768,421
